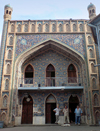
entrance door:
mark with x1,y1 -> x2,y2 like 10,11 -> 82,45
46,64 -> 55,86
46,94 -> 56,123
46,103 -> 56,123
69,95 -> 79,122
21,95 -> 33,124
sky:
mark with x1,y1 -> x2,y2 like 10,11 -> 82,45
0,0 -> 100,46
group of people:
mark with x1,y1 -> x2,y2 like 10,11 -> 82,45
53,105 -> 82,126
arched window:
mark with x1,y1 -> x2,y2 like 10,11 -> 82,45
89,49 -> 94,58
79,24 -> 84,31
38,24 -> 42,32
6,10 -> 8,14
92,9 -> 95,13
73,24 -> 77,31
5,79 -> 9,90
11,24 -> 14,32
88,36 -> 92,44
59,24 -> 63,32
6,64 -> 11,74
66,24 -> 70,32
92,78 -> 97,89
31,24 -> 35,32
17,24 -> 21,32
1,113 -> 6,122
94,94 -> 99,106
9,11 -> 11,15
89,10 -> 91,14
87,25 -> 91,32
91,63 -> 95,73
8,50 -> 12,59
95,111 -> 100,124
52,24 -> 56,32
9,36 -> 13,45
68,64 -> 77,83
46,64 -> 55,86
45,24 -> 49,32
3,96 -> 8,107
25,65 -> 33,84
24,24 -> 28,32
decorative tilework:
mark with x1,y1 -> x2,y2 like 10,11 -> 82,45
15,34 -> 85,59
19,90 -> 83,116
2,92 -> 9,96
92,90 -> 99,95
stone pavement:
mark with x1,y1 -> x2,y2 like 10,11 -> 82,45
0,125 -> 100,131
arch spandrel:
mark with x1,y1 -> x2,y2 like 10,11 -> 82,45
15,34 -> 85,60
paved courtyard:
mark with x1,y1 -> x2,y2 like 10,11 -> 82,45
0,125 -> 100,131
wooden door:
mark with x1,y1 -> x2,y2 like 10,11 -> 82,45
46,103 -> 51,123
22,97 -> 33,124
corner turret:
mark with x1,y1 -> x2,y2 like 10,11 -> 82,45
4,4 -> 13,21
87,3 -> 96,20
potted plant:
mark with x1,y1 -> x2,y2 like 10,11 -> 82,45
0,109 -> 4,128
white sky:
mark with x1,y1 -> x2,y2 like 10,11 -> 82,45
0,0 -> 100,46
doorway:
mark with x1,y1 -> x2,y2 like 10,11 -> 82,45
46,64 -> 55,86
46,94 -> 56,123
69,95 -> 79,122
21,95 -> 33,124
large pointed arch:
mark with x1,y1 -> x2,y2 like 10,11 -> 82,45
13,39 -> 86,90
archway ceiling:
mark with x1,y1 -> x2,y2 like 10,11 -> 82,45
23,40 -> 84,66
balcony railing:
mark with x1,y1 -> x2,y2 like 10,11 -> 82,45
18,77 -> 83,87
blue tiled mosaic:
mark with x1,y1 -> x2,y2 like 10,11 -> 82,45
15,34 -> 85,59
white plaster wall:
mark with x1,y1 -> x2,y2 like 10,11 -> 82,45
33,116 -> 45,125
15,117 -> 21,125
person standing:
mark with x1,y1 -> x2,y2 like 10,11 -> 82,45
74,105 -> 82,125
63,105 -> 70,124
53,104 -> 61,124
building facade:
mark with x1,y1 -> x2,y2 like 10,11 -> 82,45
0,3 -> 100,126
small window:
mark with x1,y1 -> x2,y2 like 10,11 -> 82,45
38,24 -> 42,32
24,24 -> 28,32
89,10 -> 91,14
79,24 -> 84,31
92,78 -> 96,89
5,79 -> 9,90
17,24 -> 21,32
89,49 -> 94,58
8,50 -> 12,59
73,24 -> 77,31
59,24 -> 63,32
92,9 -> 95,13
45,24 -> 49,32
9,11 -> 11,15
88,36 -> 92,44
31,24 -> 35,32
11,24 -> 14,32
9,37 -> 13,45
52,24 -> 56,32
94,94 -> 99,106
3,96 -> 8,107
66,24 -> 70,32
91,63 -> 95,73
6,64 -> 11,74
6,10 -> 8,14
